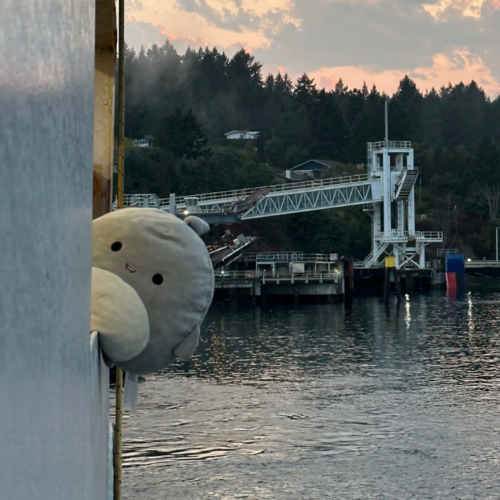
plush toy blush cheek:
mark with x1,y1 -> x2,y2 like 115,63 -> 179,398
91,267 -> 150,363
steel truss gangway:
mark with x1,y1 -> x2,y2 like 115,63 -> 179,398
117,140 -> 443,270
120,173 -> 380,222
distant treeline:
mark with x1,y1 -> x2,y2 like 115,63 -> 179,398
122,41 -> 500,259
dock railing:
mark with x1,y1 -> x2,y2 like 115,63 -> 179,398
163,174 -> 370,206
367,140 -> 412,150
215,270 -> 342,281
379,230 -> 443,242
242,252 -> 340,263
115,174 -> 373,210
466,260 -> 500,267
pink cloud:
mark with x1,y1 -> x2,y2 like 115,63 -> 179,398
124,0 -> 296,52
308,49 -> 500,98
159,28 -> 210,48
423,0 -> 500,19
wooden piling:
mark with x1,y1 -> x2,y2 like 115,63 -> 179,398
384,256 -> 397,307
384,266 -> 390,306
393,268 -> 402,304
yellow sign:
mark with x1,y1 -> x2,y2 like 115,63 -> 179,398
385,256 -> 396,268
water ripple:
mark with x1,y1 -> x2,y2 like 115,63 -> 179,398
122,292 -> 500,499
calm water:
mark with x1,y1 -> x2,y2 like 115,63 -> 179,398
122,292 -> 500,500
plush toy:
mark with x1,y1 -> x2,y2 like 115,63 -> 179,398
90,267 -> 150,363
91,208 -> 214,374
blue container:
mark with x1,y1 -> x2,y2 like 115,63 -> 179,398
445,254 -> 465,274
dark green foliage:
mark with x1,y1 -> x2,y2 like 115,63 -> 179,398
155,108 -> 208,159
122,42 -> 500,259
392,76 -> 423,141
310,90 -> 346,159
124,147 -> 175,198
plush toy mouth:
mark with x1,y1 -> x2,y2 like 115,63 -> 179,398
125,263 -> 137,273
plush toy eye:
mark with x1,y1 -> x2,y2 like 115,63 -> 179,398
152,274 -> 164,285
111,242 -> 122,252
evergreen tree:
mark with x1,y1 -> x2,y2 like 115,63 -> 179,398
391,76 -> 423,141
293,73 -> 318,109
310,90 -> 347,159
155,108 -> 208,159
422,88 -> 441,147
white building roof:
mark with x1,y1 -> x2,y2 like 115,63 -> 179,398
224,130 -> 260,136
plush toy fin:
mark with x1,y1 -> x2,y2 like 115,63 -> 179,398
184,216 -> 210,236
101,350 -> 116,369
91,267 -> 150,363
174,324 -> 200,361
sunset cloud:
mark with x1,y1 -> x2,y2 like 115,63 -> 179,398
422,0 -> 500,19
309,49 -> 500,98
195,0 -> 300,23
126,14 -> 271,52
123,0 -> 500,98
125,0 -> 299,52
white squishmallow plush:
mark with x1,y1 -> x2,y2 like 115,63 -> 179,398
92,208 -> 214,374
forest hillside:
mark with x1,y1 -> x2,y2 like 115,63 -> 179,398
121,41 -> 500,260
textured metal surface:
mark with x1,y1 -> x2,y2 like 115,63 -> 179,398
0,1 -> 109,499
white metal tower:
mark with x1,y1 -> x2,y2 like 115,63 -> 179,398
362,140 -> 441,269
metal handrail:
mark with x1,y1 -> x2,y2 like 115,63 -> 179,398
367,140 -> 412,150
119,173 -> 374,209
155,174 -> 372,206
466,260 -> 500,267
215,270 -> 342,279
353,261 -> 384,268
120,193 -> 160,207
242,252 -> 340,263
379,230 -> 443,240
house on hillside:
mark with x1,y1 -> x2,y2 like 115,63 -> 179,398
224,130 -> 259,140
133,134 -> 154,148
282,159 -> 338,182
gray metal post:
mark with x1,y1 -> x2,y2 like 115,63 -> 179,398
384,100 -> 389,146
169,193 -> 176,215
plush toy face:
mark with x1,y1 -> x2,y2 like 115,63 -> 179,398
92,208 -> 214,374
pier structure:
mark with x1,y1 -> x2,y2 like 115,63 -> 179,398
465,260 -> 500,291
117,142 -> 443,270
214,252 -> 345,303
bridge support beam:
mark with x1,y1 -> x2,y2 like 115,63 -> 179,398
382,147 -> 391,236
408,189 -> 416,234
419,242 -> 426,269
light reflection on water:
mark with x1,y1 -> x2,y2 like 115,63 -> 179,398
123,292 -> 500,500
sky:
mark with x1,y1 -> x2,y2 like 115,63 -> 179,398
124,0 -> 500,98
